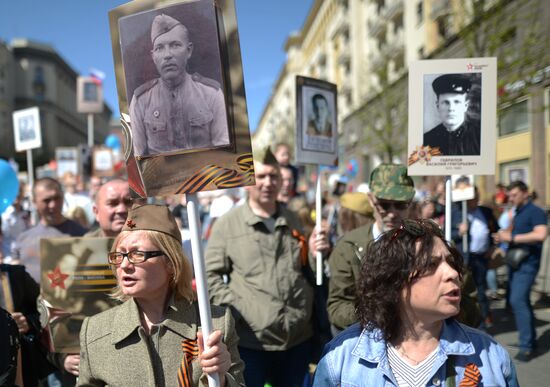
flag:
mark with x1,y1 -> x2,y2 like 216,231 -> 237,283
89,68 -> 105,85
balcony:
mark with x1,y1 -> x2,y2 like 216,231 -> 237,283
384,29 -> 404,59
383,0 -> 404,20
431,0 -> 451,20
368,51 -> 385,72
368,17 -> 385,38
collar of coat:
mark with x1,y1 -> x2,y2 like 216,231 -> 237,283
110,296 -> 198,345
243,201 -> 290,228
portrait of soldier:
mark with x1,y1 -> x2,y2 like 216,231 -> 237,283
307,93 -> 333,137
423,74 -> 481,156
129,13 -> 230,157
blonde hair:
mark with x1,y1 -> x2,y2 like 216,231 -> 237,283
110,230 -> 194,302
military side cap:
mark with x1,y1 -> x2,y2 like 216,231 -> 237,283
432,74 -> 471,95
151,14 -> 182,44
254,146 -> 279,166
122,204 -> 181,243
340,192 -> 373,216
369,164 -> 415,201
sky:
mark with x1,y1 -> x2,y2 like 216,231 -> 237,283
0,0 -> 314,133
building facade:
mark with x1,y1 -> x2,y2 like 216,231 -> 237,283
0,39 -> 112,171
255,0 -> 550,206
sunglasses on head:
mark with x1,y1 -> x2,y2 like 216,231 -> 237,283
390,218 -> 444,241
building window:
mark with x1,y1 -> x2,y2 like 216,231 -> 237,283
417,1 -> 423,25
499,99 -> 529,136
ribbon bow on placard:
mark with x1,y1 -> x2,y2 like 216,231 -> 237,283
459,363 -> 481,386
291,229 -> 309,267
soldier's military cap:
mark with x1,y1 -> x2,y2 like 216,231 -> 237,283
432,74 -> 471,96
151,14 -> 183,44
369,164 -> 415,202
122,204 -> 181,243
340,192 -> 373,216
254,146 -> 279,166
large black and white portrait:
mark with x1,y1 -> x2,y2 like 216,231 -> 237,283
119,0 -> 231,158
296,76 -> 338,166
407,58 -> 497,176
423,73 -> 481,156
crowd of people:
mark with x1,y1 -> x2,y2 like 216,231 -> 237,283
0,143 -> 547,386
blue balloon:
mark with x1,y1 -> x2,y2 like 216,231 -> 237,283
104,134 -> 121,150
0,159 -> 19,214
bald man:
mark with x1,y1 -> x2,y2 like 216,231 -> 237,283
85,179 -> 133,238
57,179 -> 134,381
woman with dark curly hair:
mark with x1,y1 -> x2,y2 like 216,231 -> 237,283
313,219 -> 518,386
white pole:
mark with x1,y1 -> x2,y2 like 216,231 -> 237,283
462,200 -> 468,253
315,166 -> 323,285
26,149 -> 34,194
445,176 -> 452,242
87,113 -> 94,147
26,149 -> 37,225
186,194 -> 219,387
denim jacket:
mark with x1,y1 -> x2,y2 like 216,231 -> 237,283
313,319 -> 518,386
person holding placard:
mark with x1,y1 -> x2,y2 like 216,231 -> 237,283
327,164 -> 415,332
206,147 -> 330,387
78,204 -> 244,386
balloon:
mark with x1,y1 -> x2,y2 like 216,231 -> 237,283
104,134 -> 121,150
346,159 -> 359,178
0,159 -> 19,214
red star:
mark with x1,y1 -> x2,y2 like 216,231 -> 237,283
467,63 -> 473,71
47,267 -> 69,289
126,219 -> 136,229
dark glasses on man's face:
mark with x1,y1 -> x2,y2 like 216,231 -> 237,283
391,219 -> 444,241
374,199 -> 409,213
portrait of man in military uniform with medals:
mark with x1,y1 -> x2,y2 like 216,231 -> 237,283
127,12 -> 230,158
423,73 -> 481,156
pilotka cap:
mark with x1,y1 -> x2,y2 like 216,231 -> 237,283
122,204 -> 181,243
151,14 -> 182,44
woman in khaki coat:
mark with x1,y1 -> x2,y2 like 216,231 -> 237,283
77,204 -> 244,386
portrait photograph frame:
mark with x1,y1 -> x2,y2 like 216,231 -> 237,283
77,76 -> 104,114
295,76 -> 338,166
40,237 -> 117,353
55,147 -> 81,178
109,0 -> 254,197
407,57 -> 497,176
13,106 -> 42,152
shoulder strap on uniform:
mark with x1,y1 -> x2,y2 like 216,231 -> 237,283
192,72 -> 221,90
133,78 -> 158,98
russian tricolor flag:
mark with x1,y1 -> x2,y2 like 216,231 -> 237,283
89,68 -> 105,85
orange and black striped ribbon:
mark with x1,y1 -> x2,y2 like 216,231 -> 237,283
177,338 -> 199,387
291,229 -> 309,267
459,363 -> 481,386
175,153 -> 254,194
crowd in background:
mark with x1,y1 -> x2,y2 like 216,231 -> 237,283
0,143 -> 546,386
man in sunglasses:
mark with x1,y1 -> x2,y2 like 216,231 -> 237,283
327,164 -> 415,332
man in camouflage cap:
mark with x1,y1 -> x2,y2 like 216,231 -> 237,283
206,146 -> 330,386
423,73 -> 480,156
327,164 -> 415,332
129,13 -> 229,157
